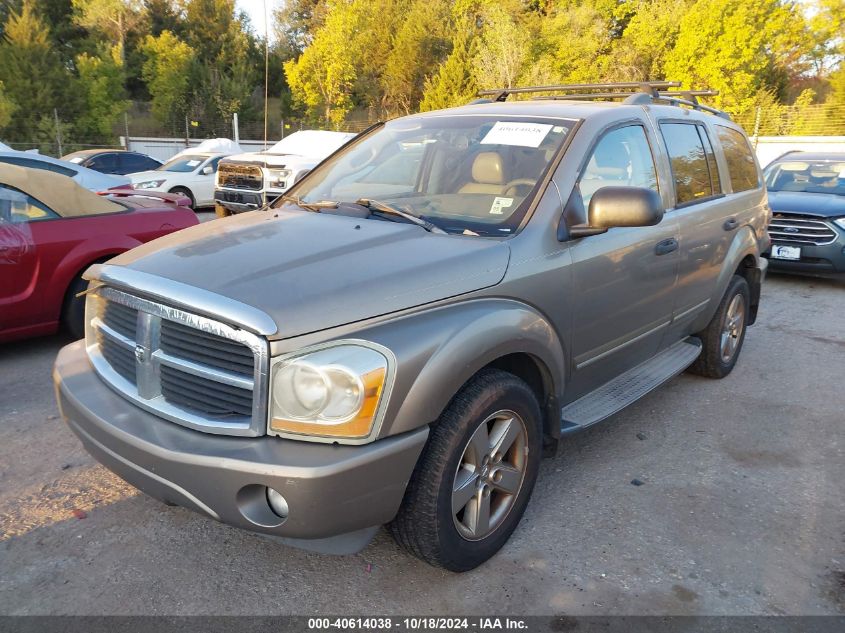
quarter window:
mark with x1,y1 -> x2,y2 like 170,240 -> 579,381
578,125 -> 659,206
660,122 -> 720,205
0,184 -> 58,222
716,126 -> 759,192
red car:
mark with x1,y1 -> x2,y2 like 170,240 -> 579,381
0,164 -> 198,343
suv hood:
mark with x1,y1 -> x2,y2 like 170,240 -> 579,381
107,210 -> 511,338
220,152 -> 312,169
768,191 -> 845,218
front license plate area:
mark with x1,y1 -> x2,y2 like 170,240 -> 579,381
771,245 -> 801,261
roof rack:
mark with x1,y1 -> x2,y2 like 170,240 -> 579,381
476,81 -> 731,120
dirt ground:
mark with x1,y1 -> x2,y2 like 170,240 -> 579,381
0,274 -> 843,615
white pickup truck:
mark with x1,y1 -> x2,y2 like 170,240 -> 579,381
214,130 -> 356,215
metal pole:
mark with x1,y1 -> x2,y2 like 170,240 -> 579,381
233,112 -> 240,144
280,119 -> 284,140
124,112 -> 130,150
752,106 -> 762,148
53,108 -> 63,156
184,115 -> 189,148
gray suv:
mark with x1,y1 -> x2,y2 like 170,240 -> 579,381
53,82 -> 770,571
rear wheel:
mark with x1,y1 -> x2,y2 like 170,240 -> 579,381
688,275 -> 750,378
169,186 -> 195,210
389,369 -> 542,571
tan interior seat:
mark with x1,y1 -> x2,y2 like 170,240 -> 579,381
459,152 -> 507,194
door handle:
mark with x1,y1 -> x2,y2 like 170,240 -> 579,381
654,238 -> 678,256
723,217 -> 739,231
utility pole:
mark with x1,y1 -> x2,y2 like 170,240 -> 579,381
53,108 -> 63,156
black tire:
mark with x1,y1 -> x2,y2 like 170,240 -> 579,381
389,368 -> 543,571
688,275 -> 750,379
61,274 -> 89,340
169,186 -> 195,210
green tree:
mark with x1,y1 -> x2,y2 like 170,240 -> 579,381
382,0 -> 452,114
141,29 -> 195,126
284,0 -> 366,126
74,45 -> 129,141
473,4 -> 529,89
419,16 -> 477,111
0,81 -> 16,131
665,0 -> 806,113
0,2 -> 66,144
72,0 -> 146,64
608,0 -> 694,81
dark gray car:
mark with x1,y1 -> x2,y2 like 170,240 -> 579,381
763,152 -> 845,278
53,82 -> 770,571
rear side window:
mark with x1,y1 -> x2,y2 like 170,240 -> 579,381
121,152 -> 159,173
716,127 -> 759,192
88,153 -> 118,172
660,122 -> 721,206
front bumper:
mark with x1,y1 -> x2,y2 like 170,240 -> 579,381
53,341 -> 428,552
214,188 -> 284,213
764,231 -> 845,278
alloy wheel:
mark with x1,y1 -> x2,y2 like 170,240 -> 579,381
451,409 -> 528,541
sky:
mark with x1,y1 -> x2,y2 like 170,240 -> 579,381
236,0 -> 277,41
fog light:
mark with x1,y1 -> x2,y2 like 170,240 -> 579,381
266,487 -> 289,518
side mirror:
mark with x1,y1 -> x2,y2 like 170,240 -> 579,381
201,165 -> 214,175
569,186 -> 664,238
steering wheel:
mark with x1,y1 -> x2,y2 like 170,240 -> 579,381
503,178 -> 537,197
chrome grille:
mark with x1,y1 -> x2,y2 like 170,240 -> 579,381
217,163 -> 263,190
85,287 -> 269,436
768,213 -> 837,245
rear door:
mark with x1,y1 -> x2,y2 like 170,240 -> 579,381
655,120 -> 751,336
564,121 -> 680,398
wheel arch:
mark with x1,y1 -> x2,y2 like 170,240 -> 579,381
700,227 -> 763,327
368,299 -> 566,444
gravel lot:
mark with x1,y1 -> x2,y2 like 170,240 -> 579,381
0,274 -> 843,616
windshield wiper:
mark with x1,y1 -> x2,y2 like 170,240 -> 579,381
279,195 -> 338,212
355,198 -> 447,234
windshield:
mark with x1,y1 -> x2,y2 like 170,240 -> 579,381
275,115 -> 575,236
158,155 -> 206,173
764,159 -> 845,195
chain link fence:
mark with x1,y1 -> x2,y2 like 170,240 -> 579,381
733,103 -> 845,139
8,101 -> 844,159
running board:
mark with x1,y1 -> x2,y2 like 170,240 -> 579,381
560,338 -> 702,433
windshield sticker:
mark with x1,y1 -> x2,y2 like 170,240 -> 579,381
489,196 -> 514,215
481,122 -> 553,148
186,160 -> 201,167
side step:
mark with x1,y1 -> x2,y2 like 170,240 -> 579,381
560,338 -> 702,434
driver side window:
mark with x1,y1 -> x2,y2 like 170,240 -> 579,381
578,125 -> 659,207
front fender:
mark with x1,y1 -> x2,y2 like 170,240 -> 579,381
695,225 -> 762,330
353,299 -> 566,439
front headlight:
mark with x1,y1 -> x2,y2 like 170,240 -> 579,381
133,180 -> 166,190
834,218 -> 845,231
269,343 -> 391,441
265,168 -> 291,186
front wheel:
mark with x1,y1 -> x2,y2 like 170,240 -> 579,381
169,186 -> 195,210
389,369 -> 542,571
688,274 -> 750,378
